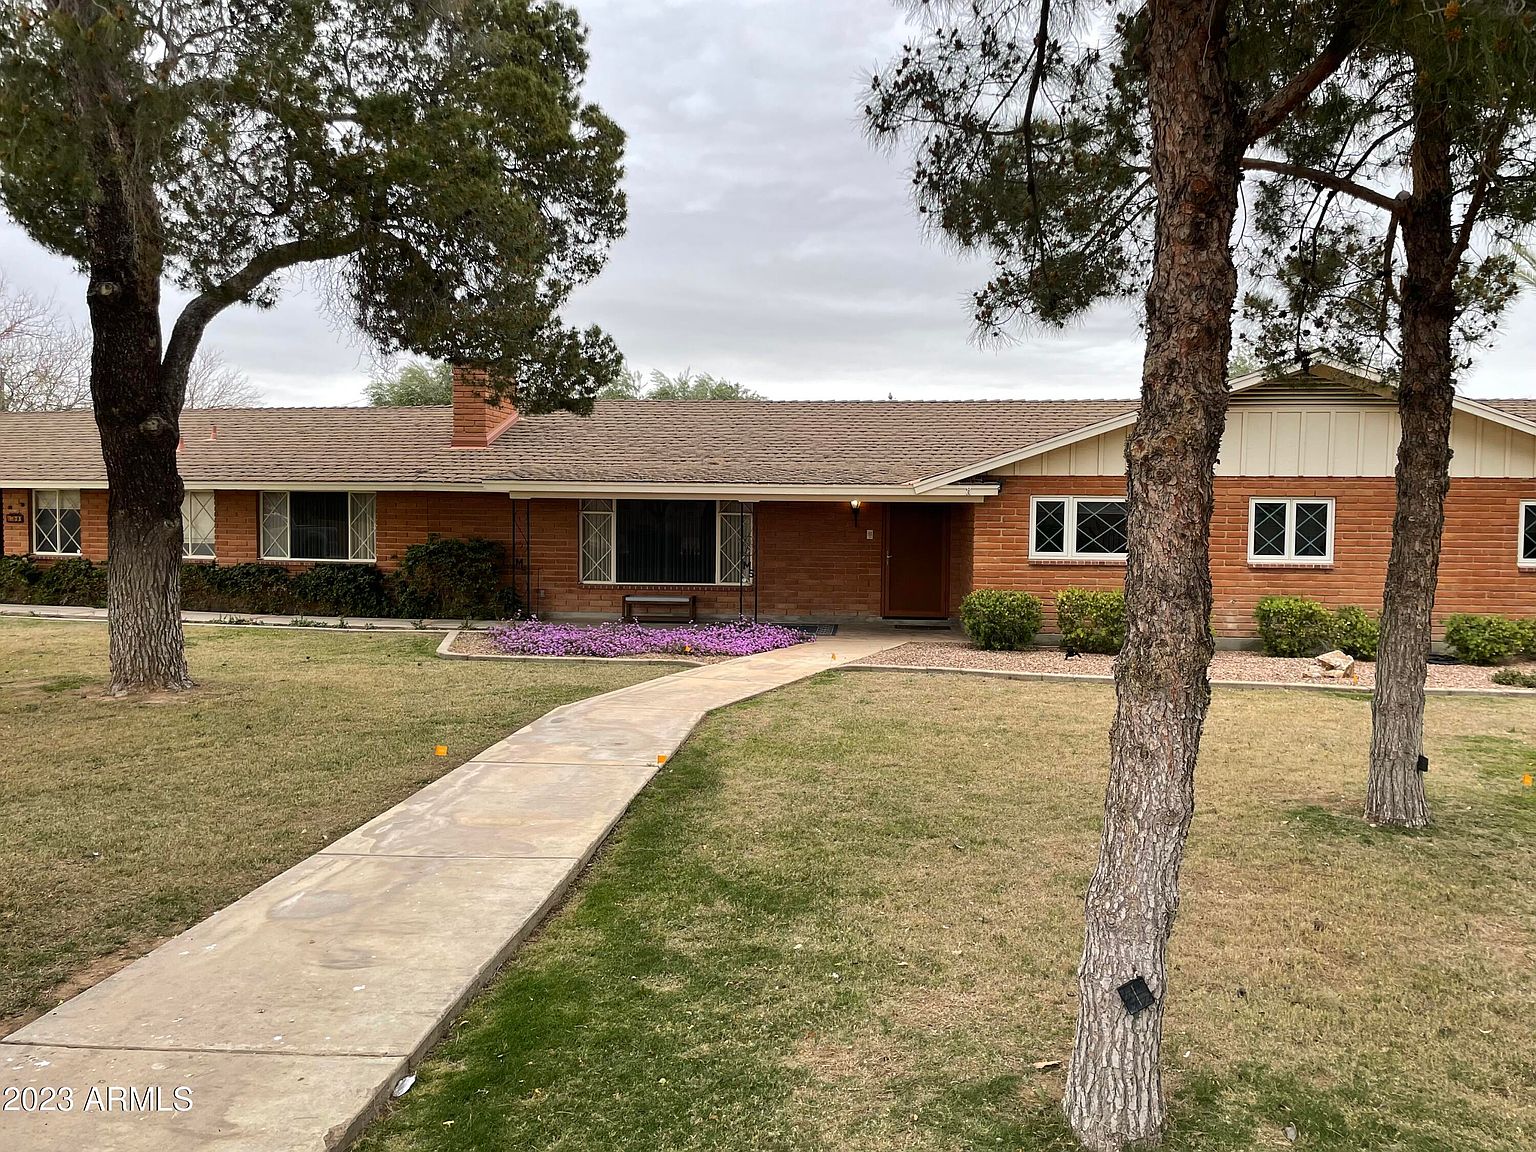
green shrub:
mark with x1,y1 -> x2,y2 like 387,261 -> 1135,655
1516,619 -> 1536,661
180,562 -> 297,614
1491,667 -> 1536,688
959,589 -> 1043,651
34,558 -> 108,607
1055,587 -> 1126,654
1330,605 -> 1380,661
290,564 -> 394,618
394,535 -> 516,619
0,555 -> 40,603
1444,614 -> 1527,665
1254,595 -> 1336,657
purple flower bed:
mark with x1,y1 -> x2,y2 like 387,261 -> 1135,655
485,618 -> 810,659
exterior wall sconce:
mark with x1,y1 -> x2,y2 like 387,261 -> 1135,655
850,499 -> 862,527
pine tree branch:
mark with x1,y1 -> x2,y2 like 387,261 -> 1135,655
162,231 -> 369,395
1245,15 -> 1365,144
1241,158 -> 1401,213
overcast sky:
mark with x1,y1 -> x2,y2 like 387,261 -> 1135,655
2,0 -> 1532,405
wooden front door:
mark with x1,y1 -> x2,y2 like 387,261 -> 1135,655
882,504 -> 950,618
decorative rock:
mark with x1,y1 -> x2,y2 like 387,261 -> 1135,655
1316,649 -> 1354,675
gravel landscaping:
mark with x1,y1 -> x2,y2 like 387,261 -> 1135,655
856,641 -> 1536,691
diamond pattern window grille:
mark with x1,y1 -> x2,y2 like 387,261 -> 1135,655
348,493 -> 377,561
33,489 -> 81,555
579,499 -> 615,583
1522,503 -> 1535,563
182,492 -> 217,558
260,492 -> 291,559
1251,501 -> 1288,557
1074,500 -> 1128,557
1293,502 -> 1330,558
717,501 -> 754,584
1033,499 -> 1067,555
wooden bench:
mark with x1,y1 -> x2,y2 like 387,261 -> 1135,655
621,594 -> 697,623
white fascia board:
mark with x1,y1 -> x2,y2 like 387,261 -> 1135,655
911,411 -> 1140,494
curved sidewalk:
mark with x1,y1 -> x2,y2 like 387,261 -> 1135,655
1,632 -> 900,1152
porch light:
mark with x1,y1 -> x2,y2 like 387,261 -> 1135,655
850,499 -> 862,526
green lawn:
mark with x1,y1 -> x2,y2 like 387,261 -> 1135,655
357,672 -> 1536,1152
0,618 -> 665,1026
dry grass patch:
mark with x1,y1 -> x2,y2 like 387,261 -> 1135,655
359,672 -> 1536,1152
0,618 -> 663,1026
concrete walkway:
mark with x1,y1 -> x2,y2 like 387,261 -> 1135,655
0,631 -> 900,1152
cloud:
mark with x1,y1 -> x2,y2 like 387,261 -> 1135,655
3,0 -> 1533,403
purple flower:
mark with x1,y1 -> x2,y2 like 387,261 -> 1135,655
485,618 -> 810,659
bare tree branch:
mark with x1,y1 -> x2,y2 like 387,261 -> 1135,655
1246,15 -> 1365,144
1242,157 -> 1402,213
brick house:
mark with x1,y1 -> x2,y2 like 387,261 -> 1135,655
2,360 -> 1532,635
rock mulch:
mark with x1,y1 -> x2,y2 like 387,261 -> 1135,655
855,642 -> 1536,691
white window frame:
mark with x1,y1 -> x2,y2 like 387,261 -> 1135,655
1520,500 -> 1536,568
716,500 -> 754,585
1028,495 -> 1128,561
31,489 -> 82,556
577,498 -> 756,586
259,491 -> 376,563
579,498 -> 616,584
182,491 -> 217,559
1247,497 -> 1335,565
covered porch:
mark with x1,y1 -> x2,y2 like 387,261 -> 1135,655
498,486 -> 992,624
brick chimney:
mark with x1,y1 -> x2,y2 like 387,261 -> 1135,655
450,364 -> 519,448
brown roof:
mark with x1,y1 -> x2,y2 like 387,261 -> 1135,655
1482,398 -> 1536,424
4,394 -> 1532,490
0,399 -> 1138,489
483,399 -> 1137,485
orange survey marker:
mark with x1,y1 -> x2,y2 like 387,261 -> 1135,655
434,745 -> 448,757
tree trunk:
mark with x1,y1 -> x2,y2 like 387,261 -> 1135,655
82,121 -> 191,695
1366,91 -> 1454,828
1062,1 -> 1242,1147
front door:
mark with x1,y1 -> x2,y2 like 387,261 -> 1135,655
882,504 -> 950,618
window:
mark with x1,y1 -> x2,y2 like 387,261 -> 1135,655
717,501 -> 754,584
260,491 -> 376,562
1030,496 -> 1128,561
1248,498 -> 1334,564
182,492 -> 216,558
33,489 -> 81,555
1521,501 -> 1536,567
578,499 -> 754,585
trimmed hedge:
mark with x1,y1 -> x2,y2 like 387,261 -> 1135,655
0,535 -> 520,620
959,589 -> 1043,651
1254,595 -> 1339,657
1443,613 -> 1535,665
1055,587 -> 1126,654
1330,605 -> 1380,661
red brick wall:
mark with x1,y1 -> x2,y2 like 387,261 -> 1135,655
970,475 -> 1536,636
2,489 -> 29,557
79,490 -> 108,561
1,488 -> 108,562
521,498 -> 886,620
214,490 -> 516,576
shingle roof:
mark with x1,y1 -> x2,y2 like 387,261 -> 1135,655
482,399 -> 1137,485
1482,398 -> 1536,424
0,399 -> 1139,489
3,394 -> 1532,490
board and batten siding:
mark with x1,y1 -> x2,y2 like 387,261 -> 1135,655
991,403 -> 1535,479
